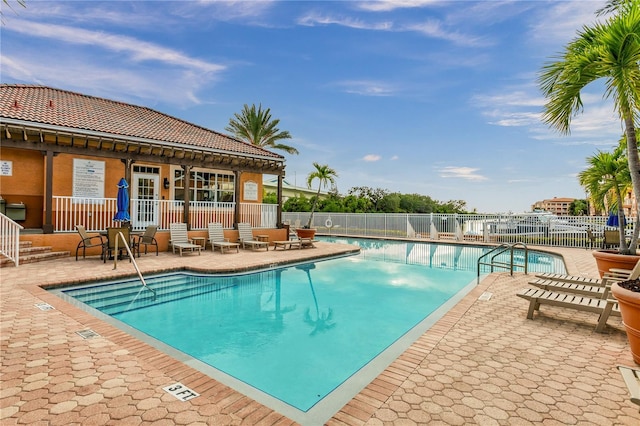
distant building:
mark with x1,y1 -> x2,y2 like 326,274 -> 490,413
531,197 -> 575,216
263,177 -> 328,202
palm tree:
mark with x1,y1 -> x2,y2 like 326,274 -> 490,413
538,1 -> 640,254
225,104 -> 298,155
305,162 -> 338,229
579,145 -> 631,252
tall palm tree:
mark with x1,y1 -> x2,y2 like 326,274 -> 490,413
225,104 -> 298,155
305,162 -> 338,228
538,1 -> 640,254
579,145 -> 631,252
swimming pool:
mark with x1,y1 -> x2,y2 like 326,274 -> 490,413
52,238 -> 564,424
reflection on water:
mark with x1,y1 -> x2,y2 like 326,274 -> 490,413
320,236 -> 566,275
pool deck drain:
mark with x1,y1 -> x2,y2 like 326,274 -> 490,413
1,241 -> 640,425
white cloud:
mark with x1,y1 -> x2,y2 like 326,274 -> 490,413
355,0 -> 442,12
334,80 -> 395,96
439,166 -> 488,182
6,19 -> 225,74
297,12 -> 392,30
363,154 -> 382,162
390,155 -> 399,160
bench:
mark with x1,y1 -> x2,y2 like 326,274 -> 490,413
618,365 -> 640,409
273,238 -> 316,250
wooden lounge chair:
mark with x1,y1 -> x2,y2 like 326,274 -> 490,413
207,223 -> 239,254
528,278 -> 610,298
535,259 -> 640,285
618,365 -> 640,409
236,222 -> 269,251
516,287 -> 619,332
169,223 -> 202,256
75,225 -> 106,260
273,240 -> 302,250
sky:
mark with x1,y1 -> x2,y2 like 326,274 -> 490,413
0,0 -> 624,213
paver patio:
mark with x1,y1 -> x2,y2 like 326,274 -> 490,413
1,241 -> 639,425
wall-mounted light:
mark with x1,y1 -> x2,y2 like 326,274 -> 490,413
163,177 -> 170,189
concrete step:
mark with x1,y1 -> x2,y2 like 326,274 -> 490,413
0,241 -> 70,268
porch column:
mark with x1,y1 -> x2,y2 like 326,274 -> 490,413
182,165 -> 191,229
234,170 -> 241,227
277,174 -> 283,227
42,150 -> 54,234
121,158 -> 135,202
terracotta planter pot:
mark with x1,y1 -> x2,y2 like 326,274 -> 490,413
296,228 -> 317,239
611,281 -> 640,365
592,250 -> 640,278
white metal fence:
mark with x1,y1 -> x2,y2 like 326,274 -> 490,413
0,212 -> 23,266
283,212 -> 631,249
52,196 -> 278,232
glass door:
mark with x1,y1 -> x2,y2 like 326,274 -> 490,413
132,173 -> 159,229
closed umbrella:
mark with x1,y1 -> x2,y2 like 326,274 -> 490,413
606,212 -> 626,227
113,178 -> 130,223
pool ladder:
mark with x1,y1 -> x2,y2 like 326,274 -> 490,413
476,242 -> 529,284
112,231 -> 156,299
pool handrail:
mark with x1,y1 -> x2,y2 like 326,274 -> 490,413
477,242 -> 529,283
113,230 -> 156,299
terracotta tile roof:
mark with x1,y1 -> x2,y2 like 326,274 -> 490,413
0,84 -> 284,160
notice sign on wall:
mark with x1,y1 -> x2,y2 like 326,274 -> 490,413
0,160 -> 12,176
73,159 -> 105,203
244,181 -> 258,201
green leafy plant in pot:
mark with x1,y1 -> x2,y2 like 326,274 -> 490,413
297,162 -> 337,240
612,278 -> 640,364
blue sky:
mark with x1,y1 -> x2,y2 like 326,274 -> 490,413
1,0 -> 623,213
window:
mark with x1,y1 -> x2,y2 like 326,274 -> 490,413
173,169 -> 235,202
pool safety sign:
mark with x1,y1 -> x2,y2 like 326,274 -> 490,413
163,383 -> 199,401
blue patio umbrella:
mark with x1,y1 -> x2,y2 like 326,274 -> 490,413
113,178 -> 130,222
606,211 -> 626,227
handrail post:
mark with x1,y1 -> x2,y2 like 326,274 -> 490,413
112,231 -> 156,299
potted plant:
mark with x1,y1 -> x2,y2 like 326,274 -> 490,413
611,279 -> 640,364
297,162 -> 338,240
539,2 -> 640,275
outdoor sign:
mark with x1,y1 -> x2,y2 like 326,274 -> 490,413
73,159 -> 105,203
0,160 -> 12,176
244,181 -> 258,201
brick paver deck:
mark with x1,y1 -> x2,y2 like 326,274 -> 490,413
1,242 -> 639,425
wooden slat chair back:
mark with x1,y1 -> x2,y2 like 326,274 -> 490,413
169,223 -> 202,256
207,223 -> 239,254
236,222 -> 269,251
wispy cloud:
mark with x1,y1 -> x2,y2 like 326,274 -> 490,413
334,80 -> 396,96
297,12 -> 392,30
404,20 -> 491,47
439,166 -> 488,182
363,154 -> 382,162
355,0 -> 442,12
6,19 -> 225,74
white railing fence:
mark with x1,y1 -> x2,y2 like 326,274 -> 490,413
52,196 -> 278,232
0,212 -> 23,266
283,212 -> 628,249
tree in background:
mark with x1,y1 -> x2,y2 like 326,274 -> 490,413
569,199 -> 589,216
539,0 -> 640,253
225,104 -> 299,155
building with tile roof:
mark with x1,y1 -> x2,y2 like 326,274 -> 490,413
0,84 -> 286,236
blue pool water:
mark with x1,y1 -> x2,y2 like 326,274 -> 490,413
56,238 -> 564,417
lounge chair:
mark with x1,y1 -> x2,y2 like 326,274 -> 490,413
75,225 -> 106,260
207,223 -> 239,254
534,258 -> 640,285
169,223 -> 202,256
516,287 -> 620,332
133,225 -> 158,256
236,222 -> 269,251
528,279 -> 610,298
618,365 -> 640,409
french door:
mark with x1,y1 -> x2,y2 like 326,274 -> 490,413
132,173 -> 159,228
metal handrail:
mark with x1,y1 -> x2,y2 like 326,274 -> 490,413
477,242 -> 529,283
113,231 -> 156,299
